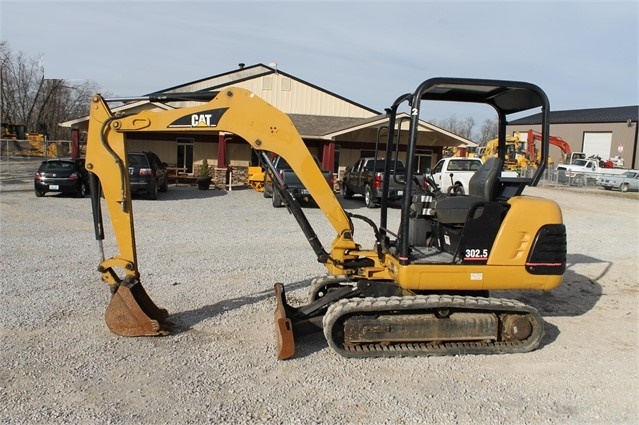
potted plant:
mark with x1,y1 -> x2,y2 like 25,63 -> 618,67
196,158 -> 212,190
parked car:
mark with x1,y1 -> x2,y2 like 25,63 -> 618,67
34,157 -> 90,198
599,171 -> 639,192
127,151 -> 169,199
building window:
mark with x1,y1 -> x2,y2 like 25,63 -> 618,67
176,138 -> 194,173
414,150 -> 433,174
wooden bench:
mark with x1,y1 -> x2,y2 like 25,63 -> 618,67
167,167 -> 196,185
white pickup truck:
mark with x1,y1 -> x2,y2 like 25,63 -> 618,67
556,158 -> 629,186
430,157 -> 483,194
430,157 -> 519,194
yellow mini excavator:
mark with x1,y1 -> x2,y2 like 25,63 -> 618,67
86,78 -> 566,360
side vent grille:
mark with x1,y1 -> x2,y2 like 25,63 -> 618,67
526,224 -> 567,275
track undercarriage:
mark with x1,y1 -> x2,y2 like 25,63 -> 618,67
275,275 -> 545,360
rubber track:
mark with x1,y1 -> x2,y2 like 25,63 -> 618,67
322,295 -> 544,358
307,275 -> 353,303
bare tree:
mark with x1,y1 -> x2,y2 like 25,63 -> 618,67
433,114 -> 500,146
435,115 -> 476,141
1,41 -> 101,140
477,119 -> 498,145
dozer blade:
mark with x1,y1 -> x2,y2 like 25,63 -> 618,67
105,284 -> 172,337
274,283 -> 296,360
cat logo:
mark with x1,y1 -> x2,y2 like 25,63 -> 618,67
192,114 -> 213,127
168,108 -> 228,128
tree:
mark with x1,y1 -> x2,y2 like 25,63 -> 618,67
435,115 -> 476,140
432,114 -> 499,146
477,119 -> 498,145
1,41 -> 102,140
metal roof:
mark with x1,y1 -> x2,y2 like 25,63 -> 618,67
509,105 -> 639,125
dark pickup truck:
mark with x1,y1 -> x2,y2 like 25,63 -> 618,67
263,155 -> 333,207
341,157 -> 406,208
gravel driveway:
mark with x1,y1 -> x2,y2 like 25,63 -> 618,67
1,158 -> 637,424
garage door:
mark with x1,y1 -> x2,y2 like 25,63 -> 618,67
583,132 -> 612,160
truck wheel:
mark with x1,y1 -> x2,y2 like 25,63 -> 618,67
159,177 -> 168,192
272,189 -> 283,207
364,185 -> 377,208
620,183 -> 629,193
341,183 -> 354,200
574,175 -> 585,187
147,181 -> 158,200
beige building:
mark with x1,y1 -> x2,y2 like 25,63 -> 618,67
61,63 -> 474,181
507,105 -> 638,169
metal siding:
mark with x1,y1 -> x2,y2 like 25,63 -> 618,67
508,122 -> 637,168
211,76 -> 374,118
227,144 -> 252,167
127,140 -> 175,165
194,142 -> 218,167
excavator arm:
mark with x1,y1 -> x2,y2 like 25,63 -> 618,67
85,88 -> 378,345
527,129 -> 571,164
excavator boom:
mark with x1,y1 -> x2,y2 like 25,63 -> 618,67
86,89 -> 364,356
527,129 -> 571,164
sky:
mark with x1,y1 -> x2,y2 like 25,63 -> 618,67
1,0 -> 638,123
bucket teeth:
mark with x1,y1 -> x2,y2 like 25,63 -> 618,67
105,284 -> 171,337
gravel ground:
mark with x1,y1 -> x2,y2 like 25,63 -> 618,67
1,158 -> 638,424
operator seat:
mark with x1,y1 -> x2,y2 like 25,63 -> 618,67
435,157 -> 503,224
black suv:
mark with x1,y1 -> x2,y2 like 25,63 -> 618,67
34,158 -> 90,198
127,151 -> 169,199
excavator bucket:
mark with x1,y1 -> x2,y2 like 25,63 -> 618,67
274,283 -> 296,360
105,284 -> 172,337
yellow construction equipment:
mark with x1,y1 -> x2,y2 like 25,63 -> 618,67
478,134 -> 529,171
247,165 -> 265,192
86,79 -> 566,360
1,122 -> 61,157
